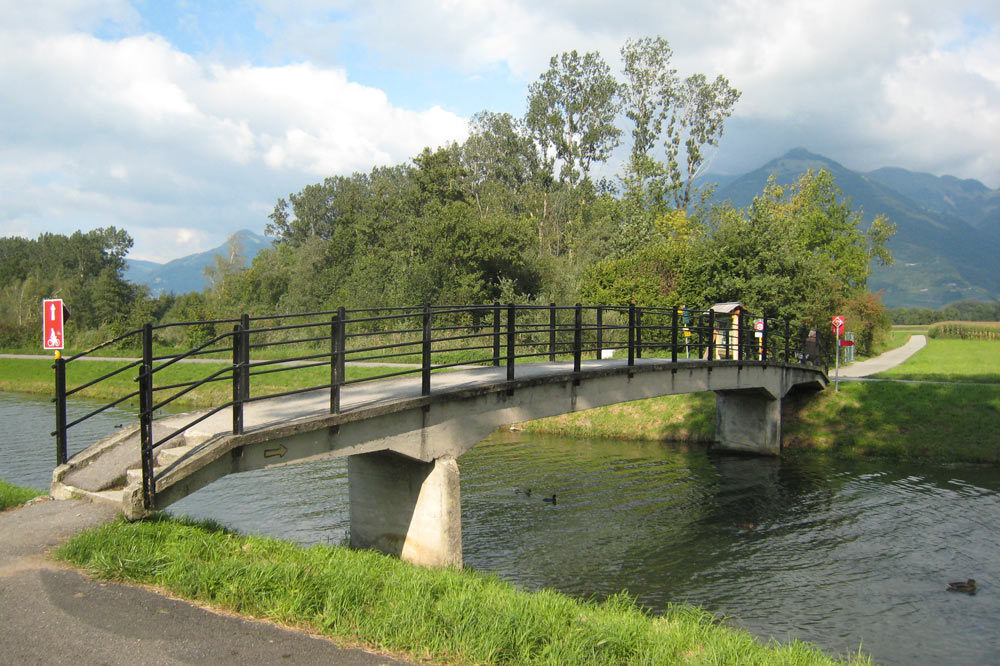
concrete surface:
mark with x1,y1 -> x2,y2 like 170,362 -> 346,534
837,334 -> 927,378
0,498 -> 416,666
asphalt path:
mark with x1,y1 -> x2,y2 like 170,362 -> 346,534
0,499 -> 417,666
836,334 -> 927,378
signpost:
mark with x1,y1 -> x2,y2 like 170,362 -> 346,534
831,315 -> 846,391
43,298 -> 65,351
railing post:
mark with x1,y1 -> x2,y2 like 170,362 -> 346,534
573,303 -> 582,373
330,312 -> 342,414
595,306 -> 604,360
627,303 -> 635,367
737,312 -> 744,361
506,303 -> 516,381
241,313 -> 250,402
138,322 -> 155,509
422,304 -> 432,396
671,306 -> 679,364
708,310 -> 716,360
635,307 -> 644,359
548,302 -> 556,362
784,320 -> 791,363
54,355 -> 67,466
761,316 -> 769,361
232,322 -> 244,436
492,301 -> 501,367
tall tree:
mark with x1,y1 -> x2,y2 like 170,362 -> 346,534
525,50 -> 621,187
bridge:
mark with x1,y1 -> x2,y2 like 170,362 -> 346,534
49,304 -> 829,567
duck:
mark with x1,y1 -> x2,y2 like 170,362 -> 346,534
514,487 -> 531,496
947,579 -> 976,594
543,494 -> 557,505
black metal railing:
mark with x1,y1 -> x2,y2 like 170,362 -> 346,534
52,304 -> 831,509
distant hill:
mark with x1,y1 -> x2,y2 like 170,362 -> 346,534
125,230 -> 269,296
710,148 -> 1000,308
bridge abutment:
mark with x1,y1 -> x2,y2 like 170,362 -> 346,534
714,389 -> 782,455
347,450 -> 463,568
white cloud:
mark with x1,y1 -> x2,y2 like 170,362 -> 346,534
0,6 -> 468,261
1,0 -> 997,265
257,0 -> 998,185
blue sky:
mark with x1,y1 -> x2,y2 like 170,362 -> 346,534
2,0 -> 998,263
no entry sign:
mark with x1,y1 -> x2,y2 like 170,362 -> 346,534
43,298 -> 65,350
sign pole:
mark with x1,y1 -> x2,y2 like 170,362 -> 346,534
835,331 -> 840,392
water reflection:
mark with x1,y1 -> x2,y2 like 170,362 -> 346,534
2,391 -> 998,666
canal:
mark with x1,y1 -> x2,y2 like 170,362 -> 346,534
2,391 -> 997,665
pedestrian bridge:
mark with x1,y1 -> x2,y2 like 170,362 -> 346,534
50,304 -> 829,567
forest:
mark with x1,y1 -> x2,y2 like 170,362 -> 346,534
0,37 -> 896,354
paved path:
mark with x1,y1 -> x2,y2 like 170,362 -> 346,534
837,334 -> 926,378
0,499 -> 416,666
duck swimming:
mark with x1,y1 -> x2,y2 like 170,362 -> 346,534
514,488 -> 531,496
947,579 -> 976,594
543,494 -> 557,504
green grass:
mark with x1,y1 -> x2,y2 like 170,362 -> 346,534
783,381 -> 1000,463
522,392 -> 717,442
0,357 -> 413,409
0,480 -> 45,510
56,515 -> 872,666
876,338 -> 1000,384
525,336 -> 1000,464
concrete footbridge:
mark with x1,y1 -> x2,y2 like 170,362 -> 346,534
50,303 -> 829,567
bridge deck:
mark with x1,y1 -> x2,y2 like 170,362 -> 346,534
52,356 -> 826,520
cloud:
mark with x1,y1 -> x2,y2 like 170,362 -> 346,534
0,5 -> 468,261
254,0 -> 999,185
2,0 -> 997,265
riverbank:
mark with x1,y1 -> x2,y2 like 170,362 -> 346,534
523,337 -> 1000,464
43,507 -> 870,666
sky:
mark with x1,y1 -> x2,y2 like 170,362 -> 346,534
2,0 -> 998,263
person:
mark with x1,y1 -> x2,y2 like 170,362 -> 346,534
803,329 -> 820,363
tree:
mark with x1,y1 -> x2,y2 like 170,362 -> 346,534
618,37 -> 740,215
525,50 -> 621,187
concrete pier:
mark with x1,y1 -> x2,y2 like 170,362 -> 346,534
714,389 -> 782,455
348,451 -> 463,568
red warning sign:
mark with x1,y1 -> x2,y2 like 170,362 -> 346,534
43,298 -> 65,350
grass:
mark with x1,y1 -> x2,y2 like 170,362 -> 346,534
877,337 -> 1000,384
0,480 -> 45,510
0,357 -> 412,409
525,336 -> 1000,464
55,515 -> 872,666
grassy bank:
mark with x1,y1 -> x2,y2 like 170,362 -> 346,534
525,336 -> 1000,464
0,480 -> 44,510
56,515 -> 871,666
0,357 -> 401,409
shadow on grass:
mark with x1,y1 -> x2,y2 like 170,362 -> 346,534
783,381 -> 1000,464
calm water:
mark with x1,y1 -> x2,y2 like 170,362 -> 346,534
2,391 -> 998,665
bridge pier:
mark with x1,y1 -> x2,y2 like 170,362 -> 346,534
347,451 -> 463,568
714,389 -> 782,455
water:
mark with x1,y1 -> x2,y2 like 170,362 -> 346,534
3,391 -> 998,665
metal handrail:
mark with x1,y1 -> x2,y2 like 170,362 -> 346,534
52,302 -> 826,506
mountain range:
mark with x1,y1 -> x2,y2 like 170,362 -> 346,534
125,149 -> 1000,309
125,229 -> 270,297
710,148 -> 1000,308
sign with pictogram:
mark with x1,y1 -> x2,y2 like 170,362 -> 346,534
43,298 -> 65,350
832,315 -> 845,336
754,318 -> 764,332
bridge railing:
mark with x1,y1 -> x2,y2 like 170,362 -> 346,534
52,303 -> 828,509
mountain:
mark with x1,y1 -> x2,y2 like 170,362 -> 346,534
125,230 -> 269,296
710,148 -> 1000,308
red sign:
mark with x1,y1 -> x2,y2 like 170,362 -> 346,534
832,315 -> 845,336
840,340 -> 854,347
43,298 -> 65,350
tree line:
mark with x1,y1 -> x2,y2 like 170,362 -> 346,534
0,37 -> 896,354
